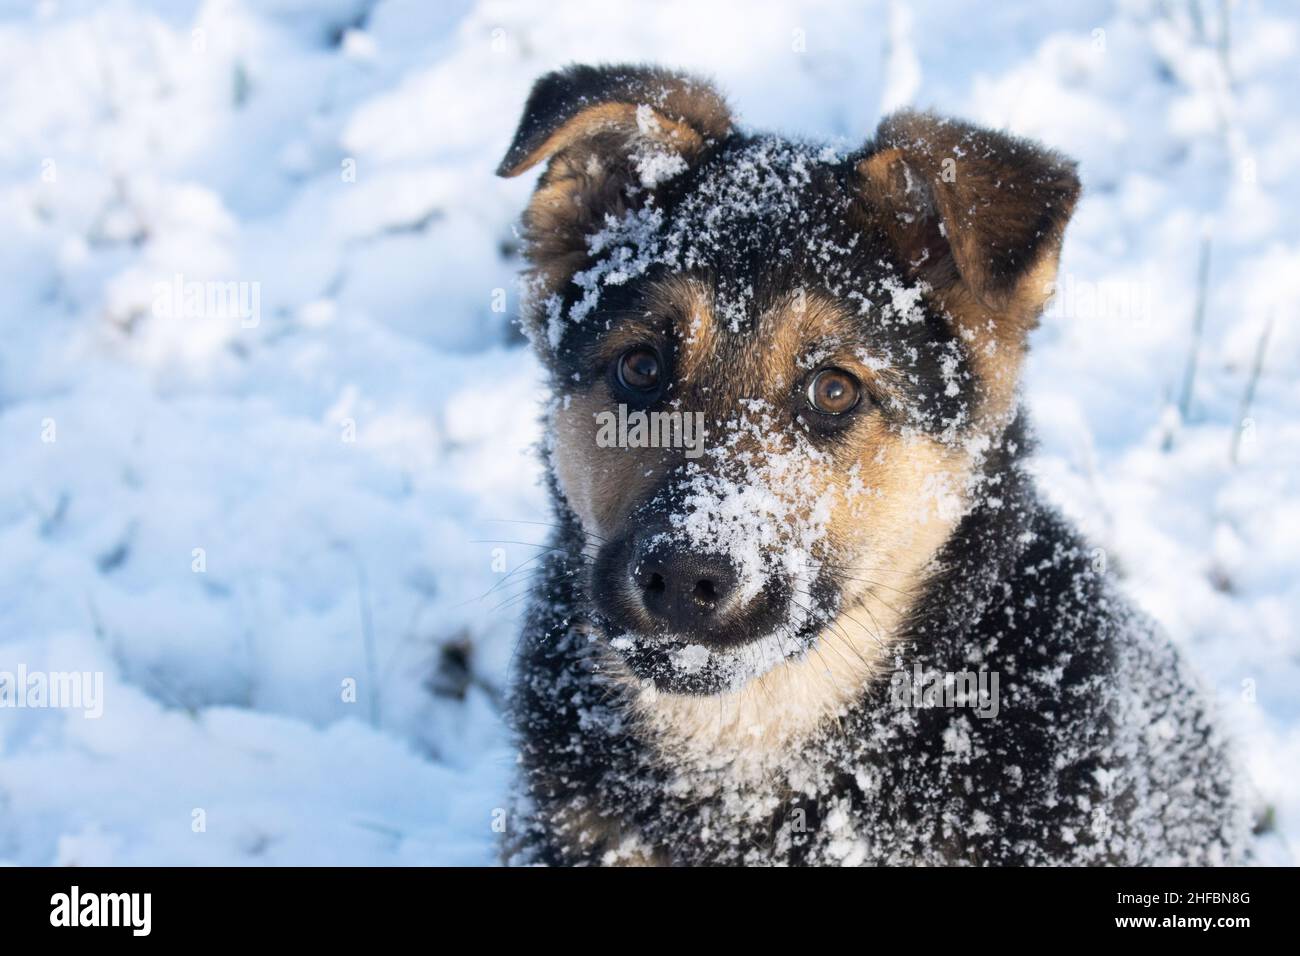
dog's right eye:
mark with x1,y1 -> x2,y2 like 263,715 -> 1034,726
806,367 -> 862,416
615,347 -> 661,392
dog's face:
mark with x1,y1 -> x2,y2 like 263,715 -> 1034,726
500,66 -> 1079,697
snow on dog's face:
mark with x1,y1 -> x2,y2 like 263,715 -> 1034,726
500,65 -> 1079,699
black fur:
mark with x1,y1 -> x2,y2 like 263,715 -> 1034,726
498,65 -> 1247,866
508,426 -> 1244,865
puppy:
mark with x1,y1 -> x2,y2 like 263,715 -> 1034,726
496,64 -> 1247,865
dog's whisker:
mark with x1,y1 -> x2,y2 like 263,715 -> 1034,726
823,572 -> 918,599
451,563 -> 549,609
817,563 -> 918,576
469,538 -> 576,551
820,576 -> 909,618
483,517 -> 608,543
785,598 -> 878,671
489,590 -> 541,616
840,602 -> 890,652
468,554 -> 554,603
788,585 -> 888,655
823,616 -> 879,667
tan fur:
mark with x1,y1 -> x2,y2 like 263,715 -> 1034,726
552,388 -> 671,539
646,276 -> 720,383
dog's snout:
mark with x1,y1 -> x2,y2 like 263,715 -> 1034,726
633,545 -> 739,632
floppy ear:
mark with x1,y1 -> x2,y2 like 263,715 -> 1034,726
497,64 -> 731,297
857,111 -> 1080,329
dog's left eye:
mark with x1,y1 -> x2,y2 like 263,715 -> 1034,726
806,368 -> 861,416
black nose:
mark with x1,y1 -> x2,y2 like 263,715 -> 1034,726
632,544 -> 739,633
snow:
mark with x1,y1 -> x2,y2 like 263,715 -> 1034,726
1,0 -> 1297,865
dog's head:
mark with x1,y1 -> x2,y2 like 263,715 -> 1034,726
499,64 -> 1079,697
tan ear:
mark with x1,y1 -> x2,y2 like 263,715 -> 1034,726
497,65 -> 731,308
857,112 -> 1080,421
497,63 -> 730,178
858,111 -> 1080,321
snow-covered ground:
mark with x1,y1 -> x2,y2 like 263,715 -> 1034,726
0,0 -> 1295,865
